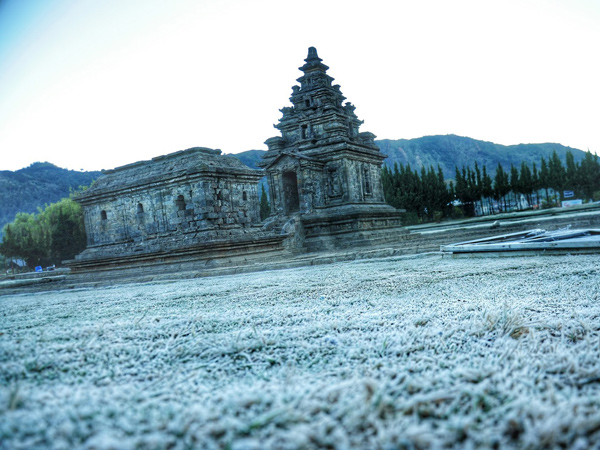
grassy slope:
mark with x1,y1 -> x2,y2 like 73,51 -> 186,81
1,253 -> 599,448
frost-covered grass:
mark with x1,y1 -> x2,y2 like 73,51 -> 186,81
1,253 -> 600,449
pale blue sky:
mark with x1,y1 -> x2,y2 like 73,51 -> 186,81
1,0 -> 599,171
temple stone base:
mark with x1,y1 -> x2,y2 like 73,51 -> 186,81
66,234 -> 289,279
299,205 -> 407,252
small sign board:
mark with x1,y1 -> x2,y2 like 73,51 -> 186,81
564,190 -> 575,198
562,199 -> 582,208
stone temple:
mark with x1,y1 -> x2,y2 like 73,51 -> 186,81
69,48 -> 404,273
70,148 -> 287,272
260,47 -> 403,251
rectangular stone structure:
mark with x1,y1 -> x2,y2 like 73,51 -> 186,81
70,147 -> 287,271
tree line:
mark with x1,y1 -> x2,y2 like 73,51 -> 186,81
382,150 -> 600,223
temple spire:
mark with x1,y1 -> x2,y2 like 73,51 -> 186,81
299,46 -> 329,73
305,47 -> 321,63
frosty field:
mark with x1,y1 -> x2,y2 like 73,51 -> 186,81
1,253 -> 600,449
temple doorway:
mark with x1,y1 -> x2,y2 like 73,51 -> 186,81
282,171 -> 300,214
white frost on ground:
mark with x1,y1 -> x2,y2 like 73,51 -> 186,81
1,253 -> 600,449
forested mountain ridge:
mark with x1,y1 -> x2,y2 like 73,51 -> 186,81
0,162 -> 101,239
226,149 -> 265,170
376,135 -> 586,180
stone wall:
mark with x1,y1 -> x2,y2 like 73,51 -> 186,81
83,176 -> 260,247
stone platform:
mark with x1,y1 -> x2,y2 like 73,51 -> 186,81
299,204 -> 406,252
66,234 -> 289,280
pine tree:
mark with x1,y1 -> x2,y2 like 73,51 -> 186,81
531,162 -> 540,208
519,162 -> 533,207
548,150 -> 565,204
539,157 -> 550,204
259,184 -> 271,220
481,165 -> 494,214
454,167 -> 467,214
579,151 -> 600,200
453,166 -> 476,217
509,164 -> 520,209
565,150 -> 579,196
474,162 -> 483,215
435,165 -> 452,218
494,164 -> 510,211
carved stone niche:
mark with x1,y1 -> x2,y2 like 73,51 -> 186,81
325,164 -> 343,199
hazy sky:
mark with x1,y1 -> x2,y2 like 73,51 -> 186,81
1,0 -> 598,172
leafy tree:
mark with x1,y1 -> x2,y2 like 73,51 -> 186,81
382,164 -> 401,210
381,151 -> 597,220
381,165 -> 394,206
0,197 -> 86,269
44,198 -> 87,263
0,212 -> 46,268
435,165 -> 452,218
454,167 -> 467,214
0,162 -> 100,241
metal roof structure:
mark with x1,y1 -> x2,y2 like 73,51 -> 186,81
441,228 -> 600,257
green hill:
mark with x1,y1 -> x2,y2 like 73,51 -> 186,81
376,135 -> 586,179
0,162 -> 101,239
225,149 -> 265,170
